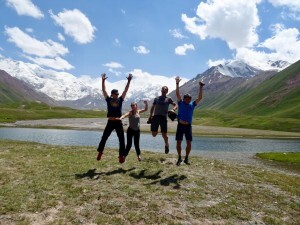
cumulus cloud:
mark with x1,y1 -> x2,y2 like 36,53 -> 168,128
5,26 -> 69,57
6,0 -> 44,18
207,59 -> 227,67
175,44 -> 195,55
268,0 -> 300,20
103,61 -> 123,69
236,26 -> 300,69
182,0 -> 261,49
57,33 -> 65,41
50,9 -> 96,44
133,45 -> 150,54
169,29 -> 188,39
25,56 -> 74,71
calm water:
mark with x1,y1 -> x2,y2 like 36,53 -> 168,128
1,127 -> 299,156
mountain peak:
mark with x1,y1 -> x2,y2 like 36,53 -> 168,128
214,60 -> 262,78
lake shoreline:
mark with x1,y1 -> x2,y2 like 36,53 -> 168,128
1,117 -> 300,139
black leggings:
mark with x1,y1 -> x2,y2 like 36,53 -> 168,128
97,120 -> 125,156
125,127 -> 141,156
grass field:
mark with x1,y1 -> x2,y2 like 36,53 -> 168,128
0,140 -> 299,225
256,152 -> 300,163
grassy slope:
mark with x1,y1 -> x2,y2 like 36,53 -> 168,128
0,102 -> 105,123
0,140 -> 299,225
222,60 -> 300,117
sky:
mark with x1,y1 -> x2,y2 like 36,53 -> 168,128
0,0 -> 300,82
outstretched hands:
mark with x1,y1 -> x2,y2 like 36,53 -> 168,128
127,73 -> 133,81
102,73 -> 108,81
199,81 -> 205,87
175,76 -> 181,84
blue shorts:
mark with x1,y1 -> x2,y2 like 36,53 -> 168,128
151,115 -> 168,133
175,123 -> 192,141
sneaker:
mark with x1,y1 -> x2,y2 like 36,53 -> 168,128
96,151 -> 103,161
184,158 -> 190,165
176,157 -> 182,166
137,155 -> 142,162
119,155 -> 126,164
165,145 -> 169,154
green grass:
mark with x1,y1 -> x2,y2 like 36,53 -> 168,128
0,139 -> 299,224
0,102 -> 106,123
256,152 -> 300,163
194,109 -> 300,132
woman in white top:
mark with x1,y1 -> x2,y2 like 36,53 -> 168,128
120,101 -> 148,161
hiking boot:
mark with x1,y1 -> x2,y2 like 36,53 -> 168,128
119,155 -> 126,164
184,158 -> 190,165
176,157 -> 182,166
165,145 -> 169,154
96,151 -> 103,161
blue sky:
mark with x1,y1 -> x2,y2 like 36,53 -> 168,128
0,0 -> 299,82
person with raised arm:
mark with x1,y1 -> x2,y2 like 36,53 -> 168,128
120,100 -> 148,161
175,76 -> 204,166
96,73 -> 132,164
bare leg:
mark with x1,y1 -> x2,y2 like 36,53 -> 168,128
176,140 -> 183,166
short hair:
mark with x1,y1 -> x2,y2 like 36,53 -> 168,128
111,89 -> 119,95
183,94 -> 192,99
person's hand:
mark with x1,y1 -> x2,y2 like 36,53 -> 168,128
127,73 -> 133,81
175,76 -> 181,84
199,81 -> 205,87
143,100 -> 148,104
102,73 -> 108,80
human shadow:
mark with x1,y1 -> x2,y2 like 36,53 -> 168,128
75,167 -> 136,180
129,169 -> 162,180
149,174 -> 187,189
75,169 -> 103,180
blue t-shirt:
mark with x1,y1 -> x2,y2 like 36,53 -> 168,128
177,100 -> 197,124
106,96 -> 123,117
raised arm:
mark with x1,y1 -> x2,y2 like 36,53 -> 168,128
139,100 -> 148,114
121,73 -> 133,99
195,81 -> 204,105
101,73 -> 108,99
175,76 -> 181,102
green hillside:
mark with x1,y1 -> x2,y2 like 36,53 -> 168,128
222,60 -> 300,117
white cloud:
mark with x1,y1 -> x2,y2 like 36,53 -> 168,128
182,0 -> 261,49
236,27 -> 300,69
268,0 -> 300,20
103,61 -> 123,69
25,28 -> 33,33
207,59 -> 227,67
114,38 -> 121,46
25,56 -> 74,71
57,33 -> 65,41
121,9 -> 126,14
133,45 -> 150,54
6,0 -> 44,18
50,9 -> 96,44
169,29 -> 188,39
5,26 -> 69,57
175,44 -> 195,55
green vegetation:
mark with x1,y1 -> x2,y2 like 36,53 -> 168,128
0,139 -> 299,224
0,101 -> 105,123
194,109 -> 300,132
256,152 -> 300,163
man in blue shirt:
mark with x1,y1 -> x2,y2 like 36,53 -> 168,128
96,73 -> 132,164
175,76 -> 204,165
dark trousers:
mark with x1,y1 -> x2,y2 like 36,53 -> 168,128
125,127 -> 141,156
97,120 -> 125,156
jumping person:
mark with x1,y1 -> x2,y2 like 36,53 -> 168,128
148,86 -> 177,154
175,76 -> 204,166
96,73 -> 133,164
120,100 -> 148,161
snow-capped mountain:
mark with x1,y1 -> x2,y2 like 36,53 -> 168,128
0,58 -> 188,109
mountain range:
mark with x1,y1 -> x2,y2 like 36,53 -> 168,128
1,57 -> 298,119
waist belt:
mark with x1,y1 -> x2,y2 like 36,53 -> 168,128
179,119 -> 190,125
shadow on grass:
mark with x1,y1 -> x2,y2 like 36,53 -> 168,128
149,174 -> 187,189
75,167 -> 136,180
129,169 -> 162,180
